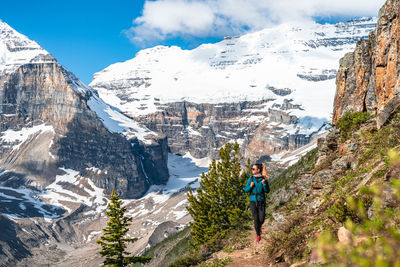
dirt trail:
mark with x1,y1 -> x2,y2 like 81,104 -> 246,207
213,224 -> 280,267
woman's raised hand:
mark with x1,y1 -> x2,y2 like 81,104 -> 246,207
261,179 -> 266,184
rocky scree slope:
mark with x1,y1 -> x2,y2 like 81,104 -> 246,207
90,18 -> 376,161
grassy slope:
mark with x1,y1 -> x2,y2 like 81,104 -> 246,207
133,227 -> 191,267
269,147 -> 318,192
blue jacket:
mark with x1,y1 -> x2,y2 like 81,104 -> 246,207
244,176 -> 270,202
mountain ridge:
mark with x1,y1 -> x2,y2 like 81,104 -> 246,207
90,17 -> 377,160
0,20 -> 169,201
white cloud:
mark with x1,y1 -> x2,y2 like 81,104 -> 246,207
126,0 -> 386,44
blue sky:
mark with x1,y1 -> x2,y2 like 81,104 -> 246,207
1,0 -> 385,84
0,0 -> 222,83
1,0 -> 147,83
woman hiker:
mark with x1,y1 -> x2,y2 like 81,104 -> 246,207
244,163 -> 270,243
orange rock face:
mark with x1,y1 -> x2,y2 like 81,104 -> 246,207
333,0 -> 400,124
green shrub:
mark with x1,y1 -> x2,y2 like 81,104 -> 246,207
196,257 -> 232,267
315,181 -> 400,266
168,252 -> 204,267
327,195 -> 365,224
266,213 -> 312,261
357,114 -> 400,166
335,111 -> 374,141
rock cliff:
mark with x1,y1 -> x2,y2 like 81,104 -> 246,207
135,100 -> 314,160
333,0 -> 400,126
0,21 -> 169,199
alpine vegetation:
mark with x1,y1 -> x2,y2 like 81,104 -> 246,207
186,142 -> 251,250
97,191 -> 150,266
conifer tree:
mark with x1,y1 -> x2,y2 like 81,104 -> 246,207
187,142 -> 251,249
97,190 -> 150,266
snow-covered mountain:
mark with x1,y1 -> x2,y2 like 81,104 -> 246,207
0,20 -> 169,199
91,18 -> 377,118
0,21 -> 54,75
90,17 -> 377,160
0,20 -> 159,145
0,20 -> 185,265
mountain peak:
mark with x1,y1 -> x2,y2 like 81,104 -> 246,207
90,17 -> 378,120
0,21 -> 169,200
0,20 -> 54,75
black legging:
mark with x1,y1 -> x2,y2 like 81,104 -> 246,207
250,201 -> 265,236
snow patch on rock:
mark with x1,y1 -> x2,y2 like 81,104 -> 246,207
0,124 -> 54,151
42,168 -> 108,214
87,94 -> 157,145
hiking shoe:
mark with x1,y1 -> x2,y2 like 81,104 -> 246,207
256,235 -> 261,243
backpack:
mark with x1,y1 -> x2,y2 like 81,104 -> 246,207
249,176 -> 266,204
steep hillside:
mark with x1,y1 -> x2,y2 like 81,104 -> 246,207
163,0 -> 400,265
90,18 -> 376,160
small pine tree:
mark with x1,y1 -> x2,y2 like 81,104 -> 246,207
187,142 -> 251,250
97,190 -> 150,266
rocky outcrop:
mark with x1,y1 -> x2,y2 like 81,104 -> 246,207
135,100 -> 318,160
147,221 -> 181,247
333,0 -> 400,125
